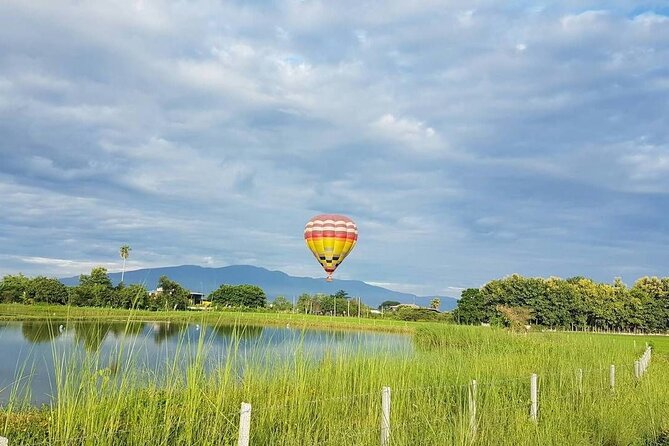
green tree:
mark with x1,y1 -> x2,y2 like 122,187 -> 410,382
0,274 -> 31,303
115,283 -> 150,309
452,274 -> 669,332
333,289 -> 349,299
296,293 -> 320,314
119,244 -> 132,283
208,284 -> 267,308
379,300 -> 401,310
320,293 -> 348,315
80,267 -> 114,289
71,267 -> 115,307
272,296 -> 293,311
452,288 -> 487,324
430,298 -> 440,310
26,277 -> 69,305
348,297 -> 368,317
157,276 -> 189,310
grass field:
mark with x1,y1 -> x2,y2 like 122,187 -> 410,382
1,306 -> 668,445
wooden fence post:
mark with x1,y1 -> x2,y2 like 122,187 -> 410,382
634,360 -> 641,380
609,365 -> 615,393
577,368 -> 583,395
238,402 -> 252,446
468,380 -> 478,436
530,374 -> 538,422
0,436 -> 8,446
381,386 -> 391,446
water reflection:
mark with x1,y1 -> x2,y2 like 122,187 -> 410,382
22,321 -> 64,344
3,319 -> 412,405
151,321 -> 183,343
211,324 -> 263,341
73,322 -> 112,352
20,321 -> 269,346
109,321 -> 145,337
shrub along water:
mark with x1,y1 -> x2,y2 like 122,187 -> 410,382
1,319 -> 668,445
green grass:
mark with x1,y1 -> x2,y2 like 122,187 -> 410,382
1,311 -> 669,445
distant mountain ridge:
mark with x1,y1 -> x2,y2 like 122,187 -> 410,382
60,265 -> 459,310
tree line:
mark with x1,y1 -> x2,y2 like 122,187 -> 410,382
0,268 -> 443,320
0,267 -> 269,311
0,268 -> 374,315
453,274 -> 669,332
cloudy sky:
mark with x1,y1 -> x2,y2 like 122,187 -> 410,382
1,1 -> 668,296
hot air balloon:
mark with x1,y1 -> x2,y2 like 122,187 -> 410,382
304,214 -> 358,281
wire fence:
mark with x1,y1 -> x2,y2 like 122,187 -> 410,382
0,346 -> 656,445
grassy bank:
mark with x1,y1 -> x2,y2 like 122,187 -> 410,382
1,320 -> 668,445
0,303 -> 416,333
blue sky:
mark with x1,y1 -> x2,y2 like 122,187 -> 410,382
1,1 -> 668,297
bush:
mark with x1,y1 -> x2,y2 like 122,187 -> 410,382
0,409 -> 50,443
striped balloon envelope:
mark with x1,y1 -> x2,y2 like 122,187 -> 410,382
304,214 -> 358,281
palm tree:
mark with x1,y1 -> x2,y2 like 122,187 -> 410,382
119,245 -> 132,283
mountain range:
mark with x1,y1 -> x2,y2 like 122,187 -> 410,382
60,265 -> 459,310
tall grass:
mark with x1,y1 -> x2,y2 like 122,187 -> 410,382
2,322 -> 669,445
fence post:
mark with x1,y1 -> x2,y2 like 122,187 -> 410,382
634,360 -> 641,380
238,402 -> 252,446
530,374 -> 538,422
609,365 -> 615,393
0,436 -> 7,446
643,346 -> 651,373
577,368 -> 583,395
468,380 -> 478,436
381,386 -> 391,446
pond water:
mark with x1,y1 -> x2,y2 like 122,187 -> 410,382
0,320 -> 412,405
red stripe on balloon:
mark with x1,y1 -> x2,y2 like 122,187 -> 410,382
305,234 -> 357,241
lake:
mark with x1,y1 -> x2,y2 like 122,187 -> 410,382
0,320 -> 412,405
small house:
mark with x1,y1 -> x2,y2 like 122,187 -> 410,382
189,292 -> 205,306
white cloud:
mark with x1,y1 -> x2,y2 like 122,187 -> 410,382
370,113 -> 442,152
560,10 -> 610,31
355,30 -> 368,46
457,10 -> 475,27
633,12 -> 669,26
619,143 -> 669,188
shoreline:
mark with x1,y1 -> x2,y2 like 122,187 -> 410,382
0,303 -> 417,334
